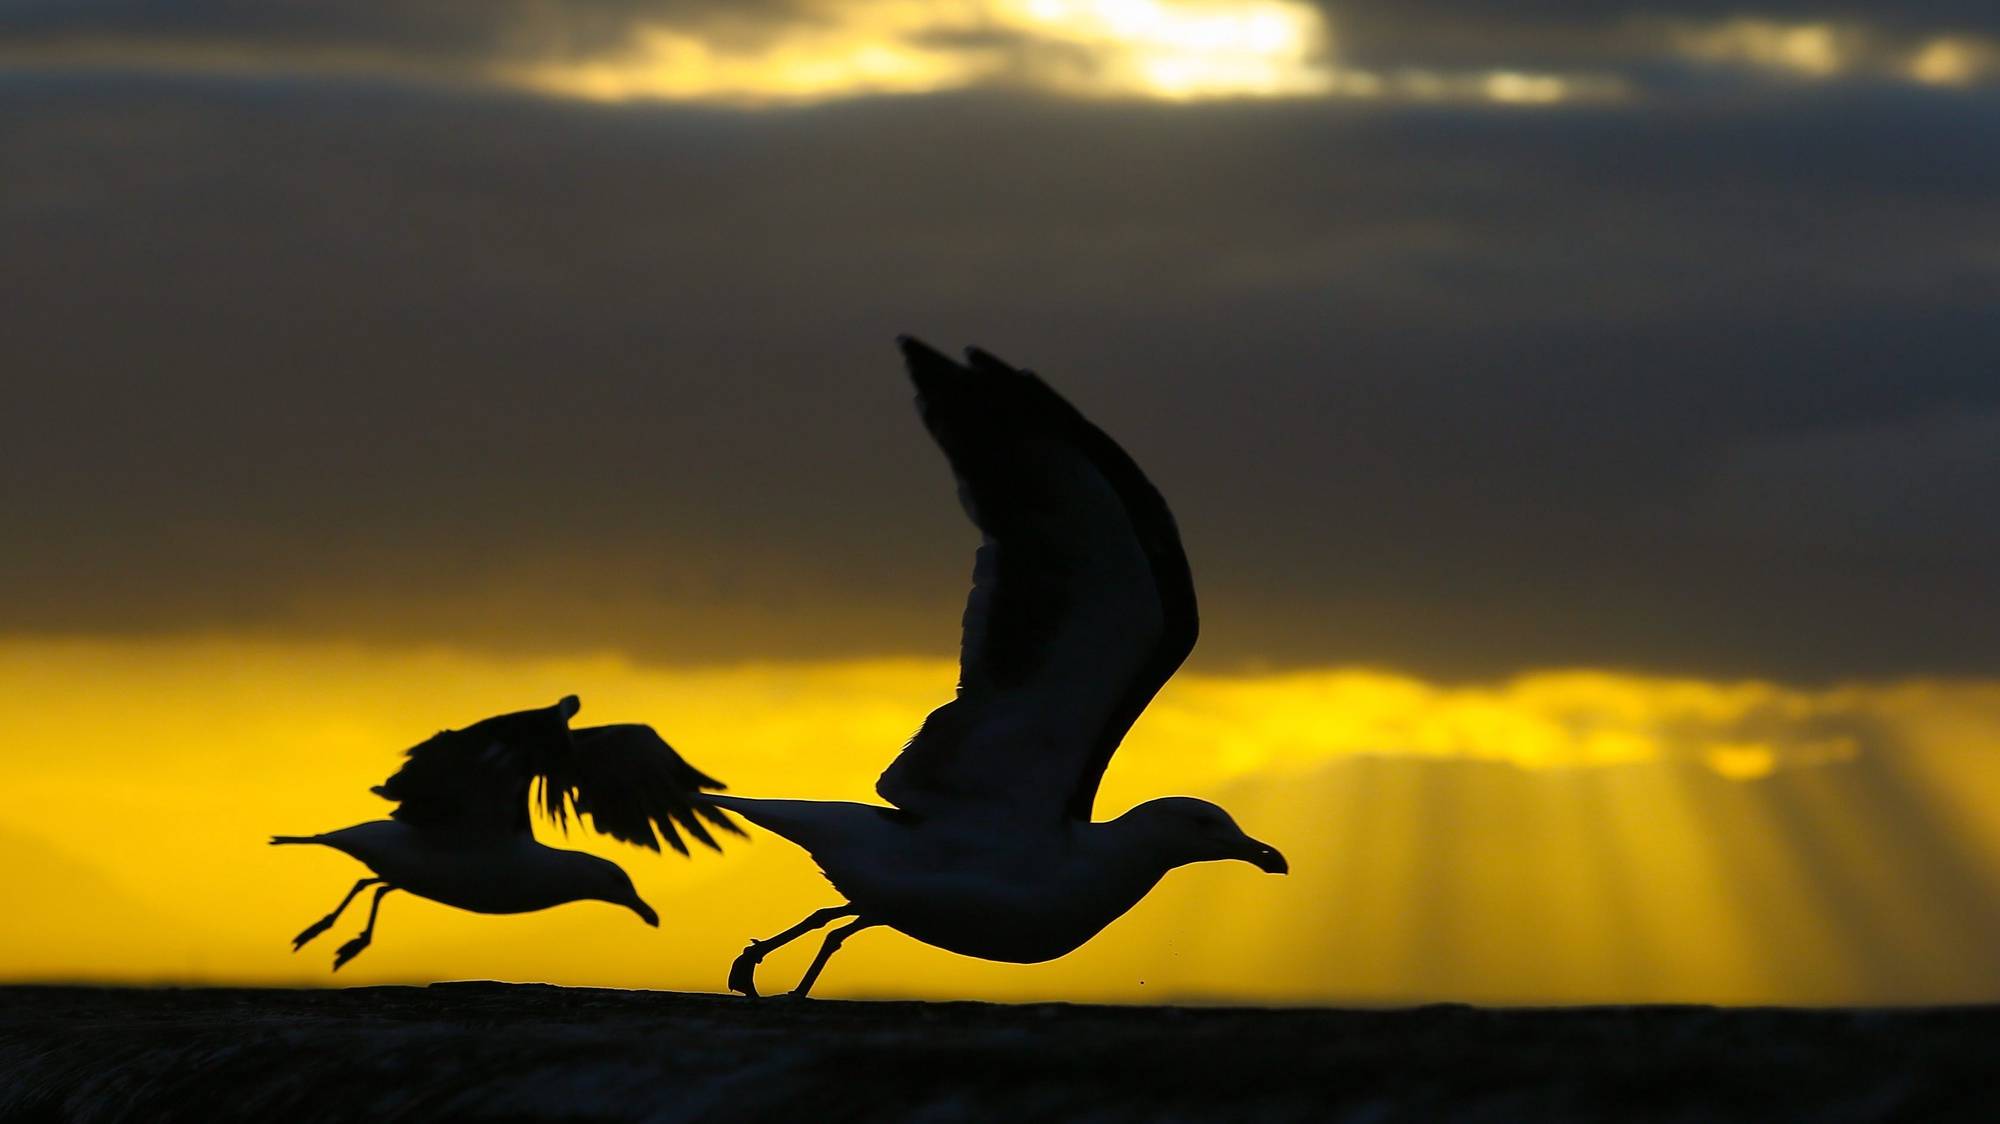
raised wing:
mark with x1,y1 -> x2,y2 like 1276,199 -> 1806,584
876,338 -> 1197,823
550,724 -> 743,853
372,696 -> 741,853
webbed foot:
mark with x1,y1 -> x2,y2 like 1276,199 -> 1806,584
332,932 -> 372,971
728,942 -> 765,998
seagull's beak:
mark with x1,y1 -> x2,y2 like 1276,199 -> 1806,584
1243,840 -> 1289,875
629,898 -> 659,927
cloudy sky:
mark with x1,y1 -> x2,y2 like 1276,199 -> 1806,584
3,1 -> 1998,1002
6,0 -> 1997,679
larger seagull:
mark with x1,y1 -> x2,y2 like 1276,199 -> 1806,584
711,337 -> 1287,998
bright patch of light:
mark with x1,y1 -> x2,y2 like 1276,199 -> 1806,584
511,20 -> 977,103
1674,19 -> 1854,78
1670,19 -> 2000,88
1704,743 -> 1779,780
1907,36 -> 2000,87
1321,67 -> 1624,107
995,0 -> 1331,98
515,0 -> 1334,104
1482,70 -> 1572,104
1148,667 -> 1865,779
5,3 -> 1637,109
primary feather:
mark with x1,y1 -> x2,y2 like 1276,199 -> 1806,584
372,696 -> 741,853
876,339 -> 1198,824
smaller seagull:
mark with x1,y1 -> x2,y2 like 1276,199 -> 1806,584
272,695 -> 739,970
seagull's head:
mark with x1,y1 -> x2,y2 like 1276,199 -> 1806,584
571,854 -> 659,927
1120,797 -> 1288,875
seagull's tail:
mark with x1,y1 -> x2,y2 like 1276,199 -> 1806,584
698,794 -> 892,858
268,834 -> 321,846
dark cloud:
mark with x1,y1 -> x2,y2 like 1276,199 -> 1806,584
1323,0 -> 2000,32
0,0 -> 791,53
1,72 -> 1996,680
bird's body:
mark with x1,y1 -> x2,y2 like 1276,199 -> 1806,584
273,696 -> 738,969
277,822 -> 638,918
711,797 -> 1168,963
721,339 -> 1286,998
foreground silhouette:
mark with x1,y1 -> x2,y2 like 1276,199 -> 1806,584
12,987 -> 1993,1122
710,337 -> 1286,998
272,696 -> 739,969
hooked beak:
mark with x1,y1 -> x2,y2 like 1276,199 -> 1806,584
629,898 -> 659,927
1243,840 -> 1289,874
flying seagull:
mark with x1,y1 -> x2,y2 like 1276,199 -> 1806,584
709,337 -> 1287,998
272,695 -> 739,969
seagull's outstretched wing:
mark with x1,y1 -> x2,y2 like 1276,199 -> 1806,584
371,696 -> 741,853
554,723 -> 744,853
877,338 -> 1197,823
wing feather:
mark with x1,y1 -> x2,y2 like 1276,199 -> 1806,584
876,338 -> 1198,823
373,697 -> 741,851
548,724 -> 744,854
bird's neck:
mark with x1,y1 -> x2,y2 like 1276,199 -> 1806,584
1082,815 -> 1182,886
518,846 -> 615,906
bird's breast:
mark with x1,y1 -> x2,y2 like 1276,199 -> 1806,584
825,830 -> 1162,963
324,825 -> 585,915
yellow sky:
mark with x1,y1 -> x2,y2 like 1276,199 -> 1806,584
5,636 -> 2000,1004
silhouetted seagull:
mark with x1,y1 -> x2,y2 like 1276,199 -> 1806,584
272,695 -> 739,969
708,337 -> 1287,998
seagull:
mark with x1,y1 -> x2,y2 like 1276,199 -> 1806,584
271,695 -> 740,969
708,337 -> 1287,998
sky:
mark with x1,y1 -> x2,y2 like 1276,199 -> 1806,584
2,0 -> 1997,1003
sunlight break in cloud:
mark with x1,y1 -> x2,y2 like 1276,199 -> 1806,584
1326,67 -> 1624,106
0,0 -> 1621,108
1140,667 -> 1870,783
1670,18 -> 2000,87
1906,35 -> 2000,87
508,1 -> 1623,106
512,0 -> 1337,103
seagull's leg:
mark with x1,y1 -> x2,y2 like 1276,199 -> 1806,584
728,905 -> 858,998
332,884 -> 395,971
292,878 -> 381,951
787,917 -> 880,999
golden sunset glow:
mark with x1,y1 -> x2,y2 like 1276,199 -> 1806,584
1907,36 -> 2000,87
0,0 -> 1626,109
503,1 -> 1631,107
1669,18 -> 2000,86
512,0 -> 1336,103
7,637 -> 2000,1004
1673,19 -> 1854,78
9,2 -> 1997,110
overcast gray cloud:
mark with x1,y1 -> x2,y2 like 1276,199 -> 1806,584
2,1 -> 1997,681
